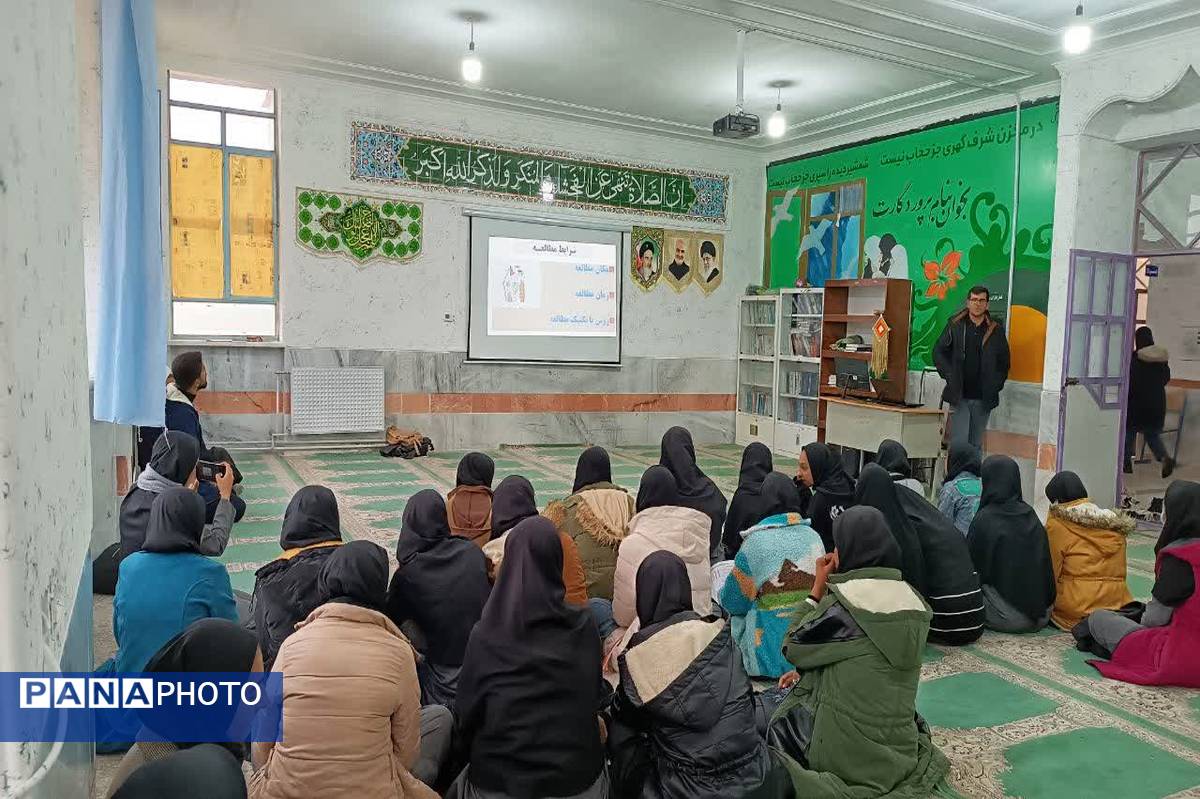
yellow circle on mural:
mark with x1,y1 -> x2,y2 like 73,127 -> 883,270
1008,304 -> 1047,383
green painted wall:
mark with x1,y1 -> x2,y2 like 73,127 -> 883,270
764,101 -> 1059,380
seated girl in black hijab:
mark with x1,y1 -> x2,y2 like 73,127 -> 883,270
106,619 -> 261,797
856,464 -> 984,645
609,551 -> 768,799
723,442 -> 775,559
250,485 -> 343,669
447,453 -> 496,548
796,442 -> 855,552
386,489 -> 491,706
968,455 -> 1055,632
659,427 -> 728,561
452,517 -> 608,799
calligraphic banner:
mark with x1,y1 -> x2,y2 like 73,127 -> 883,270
350,122 -> 730,224
764,100 -> 1059,379
295,188 -> 423,265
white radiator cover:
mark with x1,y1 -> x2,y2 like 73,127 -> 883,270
290,367 -> 385,435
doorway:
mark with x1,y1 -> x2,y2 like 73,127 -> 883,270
1121,253 -> 1200,522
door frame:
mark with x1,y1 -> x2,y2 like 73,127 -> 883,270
1057,249 -> 1139,505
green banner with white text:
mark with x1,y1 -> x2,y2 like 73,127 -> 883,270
764,100 -> 1059,380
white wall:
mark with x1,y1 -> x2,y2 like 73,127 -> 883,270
1147,254 -> 1200,382
156,53 -> 765,361
0,0 -> 93,789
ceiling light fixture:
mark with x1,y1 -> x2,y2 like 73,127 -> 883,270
767,87 -> 786,138
1062,3 -> 1092,55
540,177 -> 556,203
461,21 -> 482,83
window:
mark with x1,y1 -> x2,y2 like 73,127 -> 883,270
168,74 -> 278,338
798,180 -> 865,286
1135,143 -> 1200,255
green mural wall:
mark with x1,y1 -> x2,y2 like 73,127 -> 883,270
764,100 -> 1059,381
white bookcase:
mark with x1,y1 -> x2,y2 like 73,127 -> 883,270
735,295 -> 779,447
774,288 -> 824,457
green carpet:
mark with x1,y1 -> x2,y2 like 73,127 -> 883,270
206,445 -> 1199,798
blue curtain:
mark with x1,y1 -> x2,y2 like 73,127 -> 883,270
93,0 -> 165,426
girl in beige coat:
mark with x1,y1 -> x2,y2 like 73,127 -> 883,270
604,467 -> 713,672
250,541 -> 447,799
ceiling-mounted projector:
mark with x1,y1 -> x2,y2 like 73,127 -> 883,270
715,29 -> 759,139
713,112 -> 760,139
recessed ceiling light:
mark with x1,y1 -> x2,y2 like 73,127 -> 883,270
1063,3 -> 1092,55
462,22 -> 482,83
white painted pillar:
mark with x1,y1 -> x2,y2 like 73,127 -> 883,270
0,0 -> 94,794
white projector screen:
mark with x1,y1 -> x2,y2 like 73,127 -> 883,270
467,215 -> 623,364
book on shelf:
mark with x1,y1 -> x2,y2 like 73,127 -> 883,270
741,388 -> 772,416
783,370 -> 820,399
789,292 -> 822,315
745,302 -> 776,325
788,320 -> 821,357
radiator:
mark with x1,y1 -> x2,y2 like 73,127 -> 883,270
290,367 -> 385,435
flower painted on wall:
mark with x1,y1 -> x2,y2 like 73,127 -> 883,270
923,250 -> 962,300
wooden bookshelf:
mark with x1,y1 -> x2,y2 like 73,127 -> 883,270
817,278 -> 913,441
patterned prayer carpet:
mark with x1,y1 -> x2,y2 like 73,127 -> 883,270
202,446 -> 1200,797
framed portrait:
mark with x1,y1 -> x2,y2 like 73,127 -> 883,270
630,226 -> 664,291
661,230 -> 694,292
691,233 -> 724,294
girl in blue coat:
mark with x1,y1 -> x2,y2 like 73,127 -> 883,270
96,488 -> 237,750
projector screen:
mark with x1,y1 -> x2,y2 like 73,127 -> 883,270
467,215 -> 623,364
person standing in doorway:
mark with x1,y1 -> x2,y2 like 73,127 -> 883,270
1125,326 -> 1175,477
934,286 -> 1010,449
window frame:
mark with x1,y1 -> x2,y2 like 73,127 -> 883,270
798,178 -> 866,284
166,71 -> 280,341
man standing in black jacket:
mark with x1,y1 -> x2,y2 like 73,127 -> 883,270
933,286 -> 1010,449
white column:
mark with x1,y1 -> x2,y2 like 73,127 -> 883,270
0,0 -> 93,793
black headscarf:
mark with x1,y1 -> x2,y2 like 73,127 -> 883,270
1135,326 -> 1155,350
736,442 -> 773,491
635,550 -> 693,629
146,617 -> 258,674
853,464 -> 925,592
760,472 -> 804,518
387,490 -> 491,666
1045,471 -> 1088,504
395,489 -> 451,563
112,744 -> 248,799
875,439 -> 912,479
455,517 -> 604,796
636,466 -> 679,512
1156,479 -> 1200,553
724,444 -> 777,557
142,488 -> 207,554
946,440 -> 982,482
457,452 -> 496,488
979,454 -> 1024,509
147,431 -> 201,484
968,455 -> 1055,619
491,475 -> 539,539
803,442 -> 854,496
802,442 -> 856,553
573,446 -> 613,493
318,540 -> 388,612
659,427 -> 727,557
279,485 -> 342,549
143,619 -> 259,756
833,506 -> 903,572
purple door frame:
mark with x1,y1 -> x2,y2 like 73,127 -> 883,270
1057,249 -> 1139,504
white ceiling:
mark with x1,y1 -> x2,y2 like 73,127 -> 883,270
157,0 -> 1200,149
